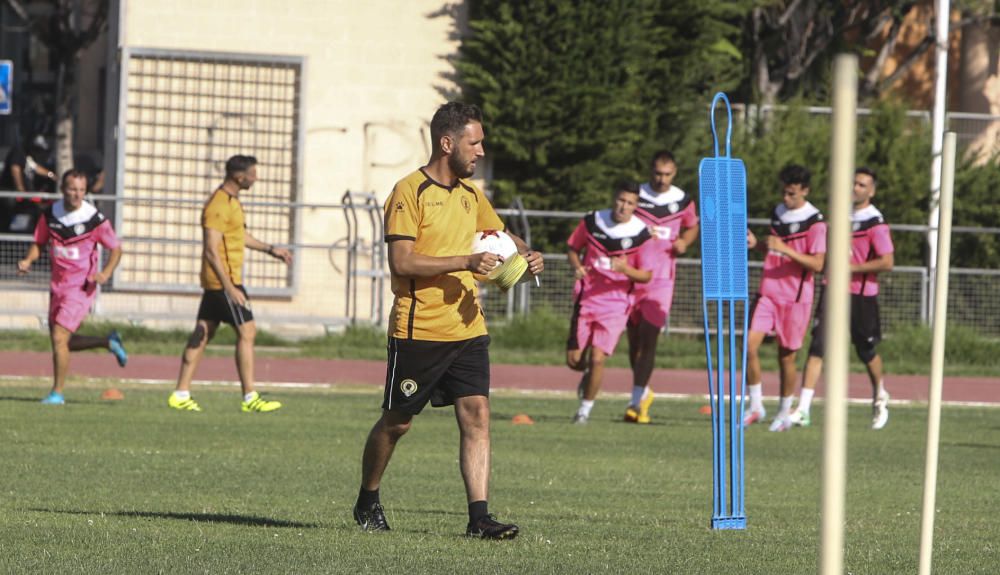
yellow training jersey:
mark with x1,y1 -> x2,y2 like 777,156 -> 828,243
384,168 -> 505,341
200,188 -> 245,290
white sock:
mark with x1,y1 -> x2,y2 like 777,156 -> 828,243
244,392 -> 257,403
748,383 -> 763,411
641,386 -> 653,402
578,399 -> 595,417
798,388 -> 814,414
778,396 -> 793,416
630,386 -> 645,407
173,390 -> 190,400
877,380 -> 887,398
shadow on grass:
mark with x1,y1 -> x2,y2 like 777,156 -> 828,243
0,396 -> 124,406
0,396 -> 46,403
30,508 -> 318,528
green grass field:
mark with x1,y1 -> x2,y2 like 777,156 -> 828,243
1,380 -> 997,574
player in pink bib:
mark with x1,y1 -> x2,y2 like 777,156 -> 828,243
16,170 -> 126,405
781,167 -> 895,431
567,182 -> 653,424
744,165 -> 827,430
624,150 -> 699,424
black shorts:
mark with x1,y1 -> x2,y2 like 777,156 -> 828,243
382,335 -> 491,415
808,291 -> 881,358
197,285 -> 254,326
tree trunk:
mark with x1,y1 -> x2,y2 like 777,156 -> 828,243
53,60 -> 74,179
55,104 -> 75,179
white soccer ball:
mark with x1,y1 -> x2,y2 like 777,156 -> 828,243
471,229 -> 519,285
471,229 -> 518,260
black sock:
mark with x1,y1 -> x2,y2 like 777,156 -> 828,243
357,487 -> 379,509
468,500 -> 488,524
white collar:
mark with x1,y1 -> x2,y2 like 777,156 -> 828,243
775,201 -> 819,223
852,204 -> 882,221
639,183 -> 686,206
594,209 -> 647,239
53,199 -> 97,227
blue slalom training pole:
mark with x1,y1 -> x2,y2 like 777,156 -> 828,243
698,92 -> 749,530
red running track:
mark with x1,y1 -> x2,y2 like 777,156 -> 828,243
1,351 -> 997,405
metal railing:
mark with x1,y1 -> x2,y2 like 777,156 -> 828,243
0,189 -> 383,332
487,206 -> 997,337
4,193 -> 1000,337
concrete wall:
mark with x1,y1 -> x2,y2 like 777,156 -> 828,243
99,0 -> 471,333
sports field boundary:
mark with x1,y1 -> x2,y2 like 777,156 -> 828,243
2,351 -> 997,407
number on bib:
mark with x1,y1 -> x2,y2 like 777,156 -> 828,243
54,246 -> 81,260
651,225 -> 672,240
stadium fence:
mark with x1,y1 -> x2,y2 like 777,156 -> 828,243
3,193 -> 1000,338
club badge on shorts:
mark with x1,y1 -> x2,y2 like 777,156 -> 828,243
400,379 -> 418,397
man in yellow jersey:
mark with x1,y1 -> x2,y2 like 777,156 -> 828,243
352,102 -> 544,539
167,155 -> 292,412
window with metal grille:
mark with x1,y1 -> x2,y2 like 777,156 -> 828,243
115,48 -> 303,295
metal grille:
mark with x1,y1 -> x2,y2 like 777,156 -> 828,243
116,48 -> 304,294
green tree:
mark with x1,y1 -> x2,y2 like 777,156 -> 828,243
457,0 -> 747,250
736,99 -> 1000,269
743,0 -> 999,105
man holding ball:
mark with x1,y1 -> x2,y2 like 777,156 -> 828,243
352,102 -> 543,539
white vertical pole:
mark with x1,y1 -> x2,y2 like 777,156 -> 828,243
918,132 -> 956,575
820,54 -> 857,575
927,0 -> 951,325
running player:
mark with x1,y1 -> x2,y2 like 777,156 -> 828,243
625,150 -> 699,424
16,169 -> 127,404
567,181 -> 654,424
783,167 -> 894,430
743,165 -> 827,431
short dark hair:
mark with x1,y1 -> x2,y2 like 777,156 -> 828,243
855,166 -> 878,187
430,102 -> 483,149
614,181 -> 641,197
60,169 -> 88,189
779,164 -> 811,187
650,150 -> 675,166
225,155 -> 258,178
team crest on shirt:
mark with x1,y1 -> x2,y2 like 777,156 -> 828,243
852,222 -> 861,231
395,201 -> 405,212
400,379 -> 418,397
462,196 -> 471,213
789,223 -> 800,233
73,223 -> 85,235
668,202 -> 679,214
621,237 -> 633,249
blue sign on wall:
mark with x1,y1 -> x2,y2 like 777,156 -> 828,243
0,60 -> 12,115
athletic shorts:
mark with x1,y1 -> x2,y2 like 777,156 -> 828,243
567,304 -> 629,356
382,335 -> 491,414
749,294 -> 813,351
197,285 -> 254,326
49,285 -> 97,332
808,292 -> 882,358
629,280 -> 676,329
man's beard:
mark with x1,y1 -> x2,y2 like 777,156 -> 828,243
449,153 -> 475,179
